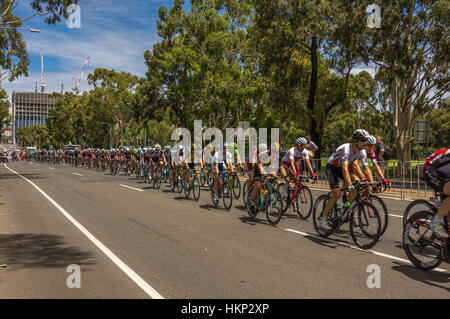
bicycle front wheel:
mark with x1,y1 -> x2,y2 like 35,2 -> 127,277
349,201 -> 381,250
266,189 -> 283,226
403,199 -> 433,228
232,175 -> 241,200
367,195 -> 389,237
295,186 -> 313,220
312,194 -> 335,238
222,183 -> 233,211
403,210 -> 443,271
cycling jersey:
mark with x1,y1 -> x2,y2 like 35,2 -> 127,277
247,149 -> 258,172
327,143 -> 368,168
282,147 -> 309,172
423,148 -> 450,194
214,151 -> 232,171
349,148 -> 376,172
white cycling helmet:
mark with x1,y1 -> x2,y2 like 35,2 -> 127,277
155,144 -> 161,150
296,137 -> 307,145
258,143 -> 268,152
353,129 -> 370,141
143,147 -> 147,151
367,135 -> 376,145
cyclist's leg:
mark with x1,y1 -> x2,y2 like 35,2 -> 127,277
323,164 -> 342,216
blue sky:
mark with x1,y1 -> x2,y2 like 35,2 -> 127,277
1,0 -> 192,100
2,0 -> 375,102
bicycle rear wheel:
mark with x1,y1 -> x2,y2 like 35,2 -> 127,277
403,210 -> 443,271
266,189 -> 283,226
349,201 -> 381,249
192,176 -> 201,201
184,177 -> 191,198
222,183 -> 233,211
312,194 -> 336,238
295,186 -> 313,220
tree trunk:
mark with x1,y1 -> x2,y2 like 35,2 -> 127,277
307,36 -> 320,166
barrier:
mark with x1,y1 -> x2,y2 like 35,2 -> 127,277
299,158 -> 433,200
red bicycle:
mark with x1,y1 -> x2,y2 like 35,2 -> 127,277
277,175 -> 313,219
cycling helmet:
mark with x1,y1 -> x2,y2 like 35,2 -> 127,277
258,143 -> 268,152
143,147 -> 147,151
367,135 -> 376,145
155,144 -> 161,150
178,145 -> 183,151
353,129 -> 369,142
165,145 -> 171,150
296,137 -> 307,145
221,142 -> 228,148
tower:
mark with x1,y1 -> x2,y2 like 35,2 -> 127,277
40,52 -> 46,93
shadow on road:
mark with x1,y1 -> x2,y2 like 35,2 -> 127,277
0,172 -> 44,180
391,262 -> 450,292
238,215 -> 270,226
0,233 -> 96,269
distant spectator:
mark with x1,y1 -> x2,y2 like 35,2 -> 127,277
306,135 -> 319,171
375,136 -> 390,175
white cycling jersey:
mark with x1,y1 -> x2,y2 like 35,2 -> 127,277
213,151 -> 233,164
282,147 -> 309,163
327,143 -> 368,168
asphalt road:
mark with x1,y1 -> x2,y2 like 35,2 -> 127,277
0,161 -> 448,298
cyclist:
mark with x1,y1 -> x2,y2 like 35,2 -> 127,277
211,143 -> 235,201
184,144 -> 203,184
246,145 -> 259,193
423,148 -> 450,238
280,137 -> 316,182
230,142 -> 245,172
319,129 -> 371,230
248,143 -> 279,213
150,144 -> 166,180
349,135 -> 391,189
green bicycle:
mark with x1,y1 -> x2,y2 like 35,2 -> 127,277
245,176 -> 283,226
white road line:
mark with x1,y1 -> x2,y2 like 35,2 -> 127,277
284,228 -> 447,273
389,214 -> 403,218
4,164 -> 164,299
120,184 -> 144,192
72,173 -> 83,176
49,167 -> 55,170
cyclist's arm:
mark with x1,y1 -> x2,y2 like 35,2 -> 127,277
290,158 -> 297,175
341,164 -> 353,187
372,160 -> 385,180
305,157 -> 315,176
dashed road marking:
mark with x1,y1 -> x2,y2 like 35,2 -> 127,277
120,184 -> 144,192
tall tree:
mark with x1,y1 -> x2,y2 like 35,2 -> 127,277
336,0 -> 449,163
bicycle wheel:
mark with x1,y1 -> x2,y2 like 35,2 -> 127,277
184,177 -> 191,198
222,182 -> 233,211
232,174 -> 241,200
200,170 -> 206,187
295,186 -> 313,220
177,173 -> 183,193
403,210 -> 443,271
312,194 -> 336,238
265,189 -> 283,226
403,199 -> 433,227
192,176 -> 201,201
349,201 -> 381,250
277,182 -> 290,214
156,172 -> 162,189
367,195 -> 389,236
245,189 -> 258,218
242,180 -> 249,206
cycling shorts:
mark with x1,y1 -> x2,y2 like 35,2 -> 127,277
326,164 -> 344,189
